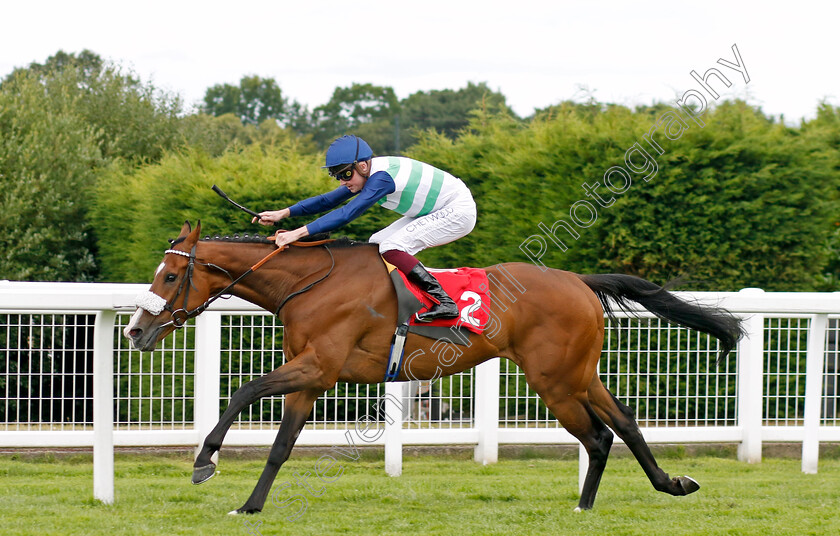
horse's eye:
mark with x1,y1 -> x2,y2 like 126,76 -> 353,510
165,273 -> 177,283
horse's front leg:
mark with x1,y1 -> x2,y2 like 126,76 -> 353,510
192,349 -> 330,484
231,389 -> 322,515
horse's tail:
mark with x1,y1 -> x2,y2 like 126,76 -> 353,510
578,274 -> 744,364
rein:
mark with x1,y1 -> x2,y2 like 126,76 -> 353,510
157,239 -> 335,329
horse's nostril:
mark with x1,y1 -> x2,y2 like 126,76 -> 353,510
129,328 -> 142,338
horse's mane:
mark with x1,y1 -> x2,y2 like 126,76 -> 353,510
169,232 -> 376,250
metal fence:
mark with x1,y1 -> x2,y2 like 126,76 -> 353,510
1,282 -> 839,502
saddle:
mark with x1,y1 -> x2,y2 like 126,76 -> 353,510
383,260 -> 492,381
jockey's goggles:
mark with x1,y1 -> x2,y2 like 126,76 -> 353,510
329,164 -> 355,181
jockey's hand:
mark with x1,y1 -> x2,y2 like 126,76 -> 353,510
252,208 -> 290,226
273,227 -> 309,248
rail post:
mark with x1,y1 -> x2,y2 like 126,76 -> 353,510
737,288 -> 765,464
93,310 -> 116,504
474,358 -> 500,464
194,312 -> 222,462
802,313 -> 828,473
384,381 -> 403,476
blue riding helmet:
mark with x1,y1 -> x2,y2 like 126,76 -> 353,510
323,135 -> 373,168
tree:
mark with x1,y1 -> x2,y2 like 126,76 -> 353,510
0,50 -> 186,281
3,49 -> 183,164
399,82 -> 514,147
311,83 -> 401,152
0,71 -> 101,281
201,75 -> 311,130
3,49 -> 104,84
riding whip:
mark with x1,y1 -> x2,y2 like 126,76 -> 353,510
211,184 -> 279,226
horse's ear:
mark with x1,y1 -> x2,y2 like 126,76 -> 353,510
179,221 -> 192,237
186,220 -> 202,244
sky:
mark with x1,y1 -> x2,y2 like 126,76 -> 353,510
1,1 -> 836,123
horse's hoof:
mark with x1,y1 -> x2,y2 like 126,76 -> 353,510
678,475 -> 700,495
191,463 -> 217,485
229,507 -> 260,515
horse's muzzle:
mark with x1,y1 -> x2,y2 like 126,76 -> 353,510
123,309 -> 164,352
125,327 -> 161,352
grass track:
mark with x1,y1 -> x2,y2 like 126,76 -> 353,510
1,453 -> 839,536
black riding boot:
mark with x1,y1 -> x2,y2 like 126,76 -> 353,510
406,264 -> 459,322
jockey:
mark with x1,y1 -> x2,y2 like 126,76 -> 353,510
254,135 -> 477,322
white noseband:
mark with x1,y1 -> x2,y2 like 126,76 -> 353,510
135,290 -> 168,316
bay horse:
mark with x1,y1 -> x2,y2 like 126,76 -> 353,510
124,221 -> 743,514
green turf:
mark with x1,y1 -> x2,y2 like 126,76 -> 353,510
1,452 -> 838,536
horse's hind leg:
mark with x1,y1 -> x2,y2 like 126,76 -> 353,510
588,376 -> 699,496
540,393 -> 614,511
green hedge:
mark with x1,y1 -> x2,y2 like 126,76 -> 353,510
89,100 -> 839,290
408,102 -> 839,290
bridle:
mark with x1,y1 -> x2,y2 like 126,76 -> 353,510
156,243 -> 228,329
150,240 -> 336,330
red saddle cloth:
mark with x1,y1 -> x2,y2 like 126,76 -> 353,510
394,267 -> 491,334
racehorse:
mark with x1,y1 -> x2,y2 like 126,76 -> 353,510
124,221 -> 743,514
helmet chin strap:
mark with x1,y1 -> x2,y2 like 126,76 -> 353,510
351,138 -> 373,179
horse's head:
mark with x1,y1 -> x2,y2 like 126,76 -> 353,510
124,221 -> 215,351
